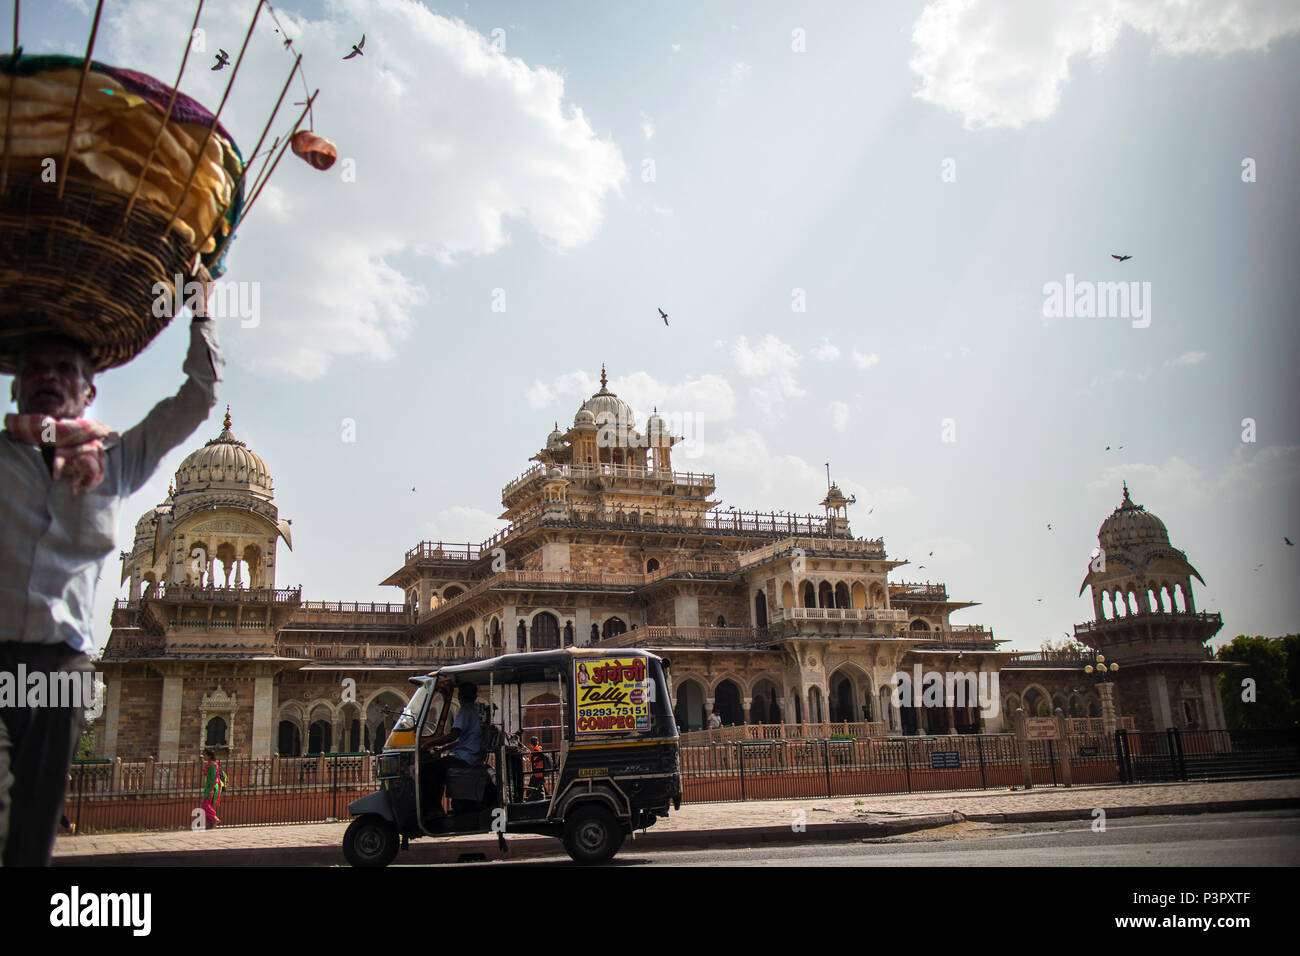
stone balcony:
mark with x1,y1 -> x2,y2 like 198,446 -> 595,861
501,462 -> 717,505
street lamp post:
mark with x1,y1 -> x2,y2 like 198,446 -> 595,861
1084,652 -> 1120,737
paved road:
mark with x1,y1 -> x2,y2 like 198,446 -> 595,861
405,810 -> 1300,867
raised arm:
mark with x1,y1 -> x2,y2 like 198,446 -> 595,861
118,318 -> 224,495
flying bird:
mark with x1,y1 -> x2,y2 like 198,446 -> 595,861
1037,598 -> 1043,602
1047,523 -> 1053,531
659,308 -> 669,326
1111,254 -> 1132,261
1286,537 -> 1294,546
212,49 -> 230,70
928,551 -> 933,556
344,34 -> 365,59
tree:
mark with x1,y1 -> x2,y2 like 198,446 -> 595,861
75,725 -> 96,761
1216,635 -> 1297,730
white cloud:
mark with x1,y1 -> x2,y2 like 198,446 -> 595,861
851,348 -> 880,370
705,429 -> 825,506
1165,350 -> 1207,367
720,61 -> 752,103
731,334 -> 805,413
1088,367 -> 1149,388
910,0 -> 1300,129
812,340 -> 841,361
100,0 -> 627,379
671,44 -> 681,53
830,401 -> 850,433
640,111 -> 656,140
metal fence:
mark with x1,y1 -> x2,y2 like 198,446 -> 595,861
1117,728 -> 1300,784
66,754 -> 378,832
680,733 -> 1121,804
64,728 -> 1300,831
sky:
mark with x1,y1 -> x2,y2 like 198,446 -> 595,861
12,0 -> 1300,655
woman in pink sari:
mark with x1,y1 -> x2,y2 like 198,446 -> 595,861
201,749 -> 224,827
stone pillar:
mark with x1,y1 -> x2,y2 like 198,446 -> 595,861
1149,672 -> 1173,731
1199,672 -> 1223,731
252,674 -> 274,757
159,673 -> 184,762
575,605 -> 592,646
418,578 -> 431,617
100,677 -> 122,758
742,697 -> 753,725
946,704 -> 957,735
673,592 -> 700,628
1099,681 -> 1117,737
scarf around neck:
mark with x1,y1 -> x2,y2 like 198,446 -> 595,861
4,414 -> 112,493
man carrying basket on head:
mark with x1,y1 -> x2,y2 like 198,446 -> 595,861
0,291 -> 222,866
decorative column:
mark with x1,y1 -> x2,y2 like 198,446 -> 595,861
99,678 -> 122,758
1099,682 -> 1117,737
158,672 -> 184,762
251,674 -> 274,757
742,697 -> 753,725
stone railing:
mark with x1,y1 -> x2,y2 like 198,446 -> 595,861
1065,716 -> 1136,733
1003,649 -> 1094,666
775,607 -> 910,623
276,642 -> 478,665
1075,611 -> 1222,633
502,462 -> 717,500
737,535 -> 886,567
594,626 -> 766,649
139,585 -> 302,604
644,555 -> 741,583
910,626 -> 998,647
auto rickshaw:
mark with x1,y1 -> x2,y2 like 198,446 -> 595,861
343,648 -> 681,866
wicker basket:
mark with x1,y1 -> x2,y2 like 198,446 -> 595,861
0,174 -> 198,374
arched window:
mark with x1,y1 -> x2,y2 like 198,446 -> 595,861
563,621 -> 574,645
802,581 -> 816,608
601,617 -> 627,640
716,615 -> 726,627
818,581 -> 834,608
754,591 -> 768,628
204,716 -> 227,748
517,620 -> 527,650
910,619 -> 930,631
834,582 -> 850,608
277,720 -> 301,757
646,558 -> 660,573
533,612 -> 561,649
308,719 -> 332,754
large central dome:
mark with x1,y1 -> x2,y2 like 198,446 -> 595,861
173,408 -> 274,497
577,365 -> 635,427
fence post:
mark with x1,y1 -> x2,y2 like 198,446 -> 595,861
902,739 -> 912,794
144,755 -> 155,791
1115,729 -> 1130,783
976,734 -> 987,790
738,743 -> 746,802
1169,727 -> 1187,781
1054,708 -> 1072,788
111,756 -> 122,794
1014,707 -> 1033,789
331,756 -> 338,819
823,738 -> 832,798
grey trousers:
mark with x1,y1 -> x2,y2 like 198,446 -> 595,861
0,642 -> 93,866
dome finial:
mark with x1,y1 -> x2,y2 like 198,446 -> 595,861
1122,480 -> 1130,504
223,405 -> 232,430
600,364 -> 607,389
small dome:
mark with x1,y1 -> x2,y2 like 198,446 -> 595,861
546,422 -> 565,449
1098,483 -> 1170,553
132,508 -> 159,550
173,407 -> 274,497
574,408 -> 596,427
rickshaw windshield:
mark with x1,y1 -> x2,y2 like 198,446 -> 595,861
394,682 -> 441,733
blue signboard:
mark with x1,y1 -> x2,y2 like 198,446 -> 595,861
931,751 -> 961,769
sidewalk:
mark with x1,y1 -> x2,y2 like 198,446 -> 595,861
52,777 -> 1300,866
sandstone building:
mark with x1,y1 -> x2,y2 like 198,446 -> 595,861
94,377 -> 1230,760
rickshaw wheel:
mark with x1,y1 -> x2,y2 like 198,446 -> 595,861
344,814 -> 399,868
562,805 -> 624,865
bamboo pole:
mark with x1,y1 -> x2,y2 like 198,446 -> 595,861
0,0 -> 21,193
120,0 -> 206,225
159,0 -> 266,239
56,0 -> 105,200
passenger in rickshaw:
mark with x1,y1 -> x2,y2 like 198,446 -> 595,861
525,735 -> 547,800
420,682 -> 484,818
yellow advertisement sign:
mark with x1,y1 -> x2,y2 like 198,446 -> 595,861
575,657 -> 651,735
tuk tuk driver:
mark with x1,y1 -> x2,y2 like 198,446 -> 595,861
420,682 -> 484,817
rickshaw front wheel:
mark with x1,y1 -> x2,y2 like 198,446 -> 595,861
563,805 -> 624,865
344,814 -> 399,868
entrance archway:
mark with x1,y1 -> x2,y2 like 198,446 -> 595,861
754,591 -> 768,628
674,680 -> 705,732
714,680 -> 744,727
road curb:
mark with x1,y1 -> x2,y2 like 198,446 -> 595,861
52,798 -> 1299,866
